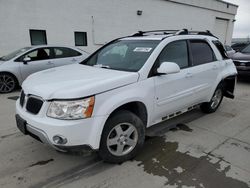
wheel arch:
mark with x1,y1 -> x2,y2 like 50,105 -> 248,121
107,101 -> 148,128
0,71 -> 20,86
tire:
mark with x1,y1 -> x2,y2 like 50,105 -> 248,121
99,110 -> 145,163
200,84 -> 223,113
0,73 -> 18,93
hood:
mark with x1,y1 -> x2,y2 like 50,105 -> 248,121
22,64 -> 139,100
232,52 -> 250,61
0,60 -> 5,65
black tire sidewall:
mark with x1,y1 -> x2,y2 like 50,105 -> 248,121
201,84 -> 223,113
99,110 -> 145,163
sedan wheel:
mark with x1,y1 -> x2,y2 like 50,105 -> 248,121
0,74 -> 16,93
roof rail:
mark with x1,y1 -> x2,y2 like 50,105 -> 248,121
132,30 -> 179,36
132,29 -> 217,38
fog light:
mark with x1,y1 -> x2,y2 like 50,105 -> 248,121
53,135 -> 67,145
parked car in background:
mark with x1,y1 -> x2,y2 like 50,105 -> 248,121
16,29 -> 237,163
224,45 -> 235,58
231,44 -> 250,77
231,42 -> 250,52
0,46 -> 88,93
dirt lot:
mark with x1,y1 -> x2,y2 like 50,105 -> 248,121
0,81 -> 250,188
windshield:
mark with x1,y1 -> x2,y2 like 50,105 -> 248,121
241,44 -> 250,53
0,47 -> 32,61
81,40 -> 160,72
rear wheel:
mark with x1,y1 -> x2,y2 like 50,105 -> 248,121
99,110 -> 145,163
0,73 -> 17,93
201,85 -> 223,113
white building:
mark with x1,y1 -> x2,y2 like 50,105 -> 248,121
0,0 -> 238,56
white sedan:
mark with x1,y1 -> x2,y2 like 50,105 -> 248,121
0,46 -> 88,93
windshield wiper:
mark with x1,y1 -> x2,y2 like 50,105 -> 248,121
93,64 -> 110,69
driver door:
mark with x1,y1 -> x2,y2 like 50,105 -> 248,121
153,40 -> 197,122
19,48 -> 55,80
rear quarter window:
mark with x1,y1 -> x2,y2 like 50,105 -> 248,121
54,47 -> 81,58
212,40 -> 229,60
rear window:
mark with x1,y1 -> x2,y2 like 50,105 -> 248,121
190,40 -> 216,66
54,47 -> 81,58
213,40 -> 229,60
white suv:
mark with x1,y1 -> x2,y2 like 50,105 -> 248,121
16,30 -> 237,163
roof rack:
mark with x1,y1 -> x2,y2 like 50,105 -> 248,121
132,30 -> 179,36
132,29 -> 217,38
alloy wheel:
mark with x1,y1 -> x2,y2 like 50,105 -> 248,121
211,89 -> 222,109
107,122 -> 138,157
0,74 -> 15,93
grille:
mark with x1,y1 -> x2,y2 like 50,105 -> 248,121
20,91 -> 25,107
26,97 -> 43,115
234,61 -> 250,67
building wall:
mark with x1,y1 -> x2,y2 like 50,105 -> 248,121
0,0 -> 237,56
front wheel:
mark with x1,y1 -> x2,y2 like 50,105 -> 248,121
200,85 -> 223,113
99,110 -> 145,163
0,73 -> 17,93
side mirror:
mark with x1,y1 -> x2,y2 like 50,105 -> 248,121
23,57 -> 31,64
157,62 -> 180,75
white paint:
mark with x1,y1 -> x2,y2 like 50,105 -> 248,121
0,0 -> 237,56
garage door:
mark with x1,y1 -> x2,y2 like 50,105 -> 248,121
214,18 -> 229,44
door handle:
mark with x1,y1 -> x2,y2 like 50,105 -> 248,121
185,73 -> 193,78
72,58 -> 77,62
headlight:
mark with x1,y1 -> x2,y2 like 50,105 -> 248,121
47,96 -> 95,120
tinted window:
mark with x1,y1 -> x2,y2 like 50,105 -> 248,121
22,48 -> 51,61
190,40 -> 215,66
158,40 -> 189,69
241,44 -> 250,53
213,40 -> 228,60
30,30 -> 47,45
54,47 -> 81,58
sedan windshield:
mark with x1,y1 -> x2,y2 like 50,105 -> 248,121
241,44 -> 250,53
81,40 -> 160,72
0,47 -> 32,61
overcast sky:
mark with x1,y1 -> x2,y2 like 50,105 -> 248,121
226,0 -> 250,38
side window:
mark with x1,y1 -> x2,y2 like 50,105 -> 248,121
54,47 -> 81,59
190,40 -> 216,66
158,40 -> 189,69
23,48 -> 50,61
212,40 -> 229,60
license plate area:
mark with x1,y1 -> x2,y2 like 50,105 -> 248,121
15,114 -> 27,134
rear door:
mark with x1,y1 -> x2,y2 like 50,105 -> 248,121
187,39 -> 220,103
51,47 -> 83,67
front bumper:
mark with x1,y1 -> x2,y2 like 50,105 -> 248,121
16,99 -> 108,150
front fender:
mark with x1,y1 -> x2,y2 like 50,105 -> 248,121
91,79 -> 155,148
